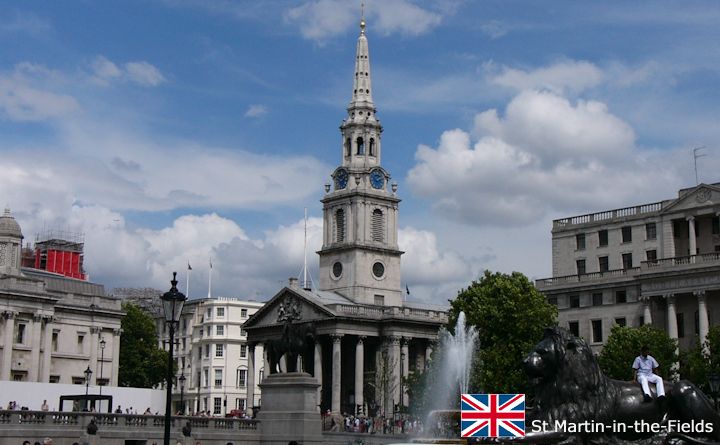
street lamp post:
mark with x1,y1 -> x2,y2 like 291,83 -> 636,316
160,272 -> 187,445
99,338 -> 106,397
708,372 -> 720,411
84,366 -> 93,411
179,373 -> 186,415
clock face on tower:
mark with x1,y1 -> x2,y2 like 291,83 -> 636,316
335,168 -> 349,190
370,169 -> 385,189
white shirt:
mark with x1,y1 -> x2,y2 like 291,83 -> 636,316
632,354 -> 659,376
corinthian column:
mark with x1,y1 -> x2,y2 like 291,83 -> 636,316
1,312 -> 15,380
331,334 -> 343,413
695,290 -> 709,347
688,216 -> 697,259
665,294 -> 678,339
314,340 -> 322,410
28,314 -> 43,381
355,336 -> 365,413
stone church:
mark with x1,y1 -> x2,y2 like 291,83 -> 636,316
244,18 -> 448,416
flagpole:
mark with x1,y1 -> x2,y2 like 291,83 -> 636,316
303,207 -> 308,290
208,259 -> 212,299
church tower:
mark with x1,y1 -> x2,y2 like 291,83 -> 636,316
318,16 -> 403,306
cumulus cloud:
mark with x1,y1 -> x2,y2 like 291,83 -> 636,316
90,56 -> 166,86
284,0 -> 444,42
244,104 -> 268,118
0,63 -> 79,121
407,89 -> 683,226
489,60 -> 604,94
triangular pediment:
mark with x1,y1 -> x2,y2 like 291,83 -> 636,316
661,184 -> 720,213
243,287 -> 335,329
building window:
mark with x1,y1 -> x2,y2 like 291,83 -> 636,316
237,368 -> 247,388
371,209 -> 385,242
236,398 -> 246,410
591,320 -> 603,343
615,290 -> 627,304
217,307 -> 225,317
547,296 -> 557,306
12,372 -> 26,382
241,309 -> 248,318
569,295 -> 580,308
207,308 -> 212,318
215,344 -> 223,357
622,253 -> 633,269
205,344 -> 210,358
335,209 -> 346,243
345,138 -> 351,157
638,316 -> 645,327
77,334 -> 85,354
52,332 -> 58,352
615,317 -> 627,327
356,136 -> 364,155
646,250 -> 657,262
49,375 -> 60,383
713,216 -> 720,235
215,369 -> 223,387
576,259 -> 586,275
621,226 -> 632,243
216,325 -> 224,336
598,230 -> 608,247
240,329 -> 246,337
204,368 -> 209,387
72,377 -> 85,385
646,223 -> 657,240
677,313 -> 685,338
214,397 -> 222,415
240,345 -> 247,358
576,233 -> 586,250
592,292 -> 603,306
599,256 -> 609,272
15,323 -> 26,344
568,321 -> 579,337
374,295 -> 385,306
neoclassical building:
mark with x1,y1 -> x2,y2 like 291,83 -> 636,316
0,209 -> 122,386
536,183 -> 720,352
244,18 -> 447,415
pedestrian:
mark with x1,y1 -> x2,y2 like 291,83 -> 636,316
43,438 -> 53,445
41,400 -> 49,411
632,345 -> 665,403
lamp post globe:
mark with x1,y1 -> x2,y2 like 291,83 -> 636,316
160,272 -> 187,445
84,365 -> 93,411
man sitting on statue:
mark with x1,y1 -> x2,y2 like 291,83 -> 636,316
632,345 -> 665,403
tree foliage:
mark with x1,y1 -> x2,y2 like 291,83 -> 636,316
679,325 -> 720,392
119,302 -> 169,388
448,270 -> 557,394
598,324 -> 678,381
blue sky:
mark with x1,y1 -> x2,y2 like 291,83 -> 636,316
1,0 -> 719,304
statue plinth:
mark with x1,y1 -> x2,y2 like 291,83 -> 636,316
258,372 -> 323,445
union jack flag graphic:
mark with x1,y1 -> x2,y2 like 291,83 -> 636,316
461,393 -> 526,438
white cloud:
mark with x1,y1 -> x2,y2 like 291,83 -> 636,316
0,63 -> 79,121
244,104 -> 268,118
284,0 -> 444,43
407,89 -> 684,226
90,56 -> 166,87
489,60 -> 604,94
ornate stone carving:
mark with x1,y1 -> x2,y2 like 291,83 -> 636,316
277,295 -> 302,323
696,188 -> 711,203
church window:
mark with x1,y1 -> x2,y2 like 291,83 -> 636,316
371,209 -> 384,242
356,137 -> 364,155
346,138 -> 351,156
372,262 -> 385,278
369,138 -> 375,156
374,295 -> 384,306
335,209 -> 346,243
332,262 -> 343,278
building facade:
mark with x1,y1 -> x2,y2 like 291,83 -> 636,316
157,297 -> 264,415
536,183 -> 720,352
0,209 -> 122,388
244,17 -> 447,416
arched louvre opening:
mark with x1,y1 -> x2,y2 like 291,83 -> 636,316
346,137 -> 351,157
335,208 -> 346,243
356,137 -> 364,155
371,209 -> 384,242
369,138 -> 375,156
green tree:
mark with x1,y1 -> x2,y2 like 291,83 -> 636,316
119,302 -> 170,388
598,324 -> 677,381
448,270 -> 557,394
680,325 -> 720,391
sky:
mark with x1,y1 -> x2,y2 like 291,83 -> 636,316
1,0 -> 719,305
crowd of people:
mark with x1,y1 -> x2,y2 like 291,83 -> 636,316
323,410 -> 424,435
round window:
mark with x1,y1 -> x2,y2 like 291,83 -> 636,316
333,262 -> 343,278
372,262 -> 385,278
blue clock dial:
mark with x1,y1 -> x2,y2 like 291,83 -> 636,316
370,169 -> 385,189
335,168 -> 349,189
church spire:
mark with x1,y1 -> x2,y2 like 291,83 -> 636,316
349,9 -> 374,110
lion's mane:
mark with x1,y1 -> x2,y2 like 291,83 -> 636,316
530,327 -> 620,424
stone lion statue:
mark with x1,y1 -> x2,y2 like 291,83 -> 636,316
523,327 -> 719,443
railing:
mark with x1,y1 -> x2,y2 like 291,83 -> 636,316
0,410 -> 258,432
328,304 -> 448,322
642,252 -> 720,270
536,268 -> 641,288
553,201 -> 664,229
